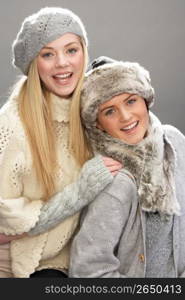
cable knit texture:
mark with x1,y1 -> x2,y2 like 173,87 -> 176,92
29,155 -> 113,236
0,94 -> 87,277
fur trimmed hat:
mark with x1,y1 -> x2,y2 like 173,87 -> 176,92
81,59 -> 155,129
12,7 -> 88,75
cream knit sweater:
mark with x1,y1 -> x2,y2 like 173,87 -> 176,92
0,94 -> 81,277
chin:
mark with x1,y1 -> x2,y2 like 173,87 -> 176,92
122,136 -> 144,145
53,88 -> 73,98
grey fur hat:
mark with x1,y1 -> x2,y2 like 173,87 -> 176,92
81,60 -> 155,129
12,7 -> 88,75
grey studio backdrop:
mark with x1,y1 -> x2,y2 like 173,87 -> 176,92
0,0 -> 185,134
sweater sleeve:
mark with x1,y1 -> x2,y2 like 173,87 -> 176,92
0,109 -> 43,235
0,197 -> 43,235
28,155 -> 113,236
69,170 -> 137,278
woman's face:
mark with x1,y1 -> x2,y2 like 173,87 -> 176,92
37,33 -> 84,98
97,93 -> 149,145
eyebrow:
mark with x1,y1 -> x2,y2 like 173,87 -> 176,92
100,94 -> 135,112
41,42 -> 80,51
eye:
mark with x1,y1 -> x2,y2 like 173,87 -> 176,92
104,108 -> 115,116
67,47 -> 78,54
41,52 -> 54,58
127,98 -> 136,105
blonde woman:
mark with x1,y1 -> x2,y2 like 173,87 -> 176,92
0,8 -> 121,278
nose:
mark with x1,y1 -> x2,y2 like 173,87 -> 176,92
119,108 -> 132,122
55,53 -> 69,68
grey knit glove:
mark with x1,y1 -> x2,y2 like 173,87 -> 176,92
28,155 -> 113,235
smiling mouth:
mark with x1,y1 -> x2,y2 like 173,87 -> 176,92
53,72 -> 73,81
120,121 -> 139,131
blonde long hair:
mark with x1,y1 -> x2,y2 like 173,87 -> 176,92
17,60 -> 56,200
10,38 -> 90,200
69,40 -> 93,166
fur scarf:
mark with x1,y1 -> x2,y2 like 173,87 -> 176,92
85,112 -> 180,216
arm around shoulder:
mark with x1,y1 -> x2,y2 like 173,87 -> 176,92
29,155 -> 113,235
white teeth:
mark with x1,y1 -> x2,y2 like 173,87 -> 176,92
54,73 -> 71,79
122,121 -> 138,131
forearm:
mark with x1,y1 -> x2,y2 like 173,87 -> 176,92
29,155 -> 113,236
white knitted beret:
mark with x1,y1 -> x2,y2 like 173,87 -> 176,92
81,60 -> 155,128
12,7 -> 88,75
